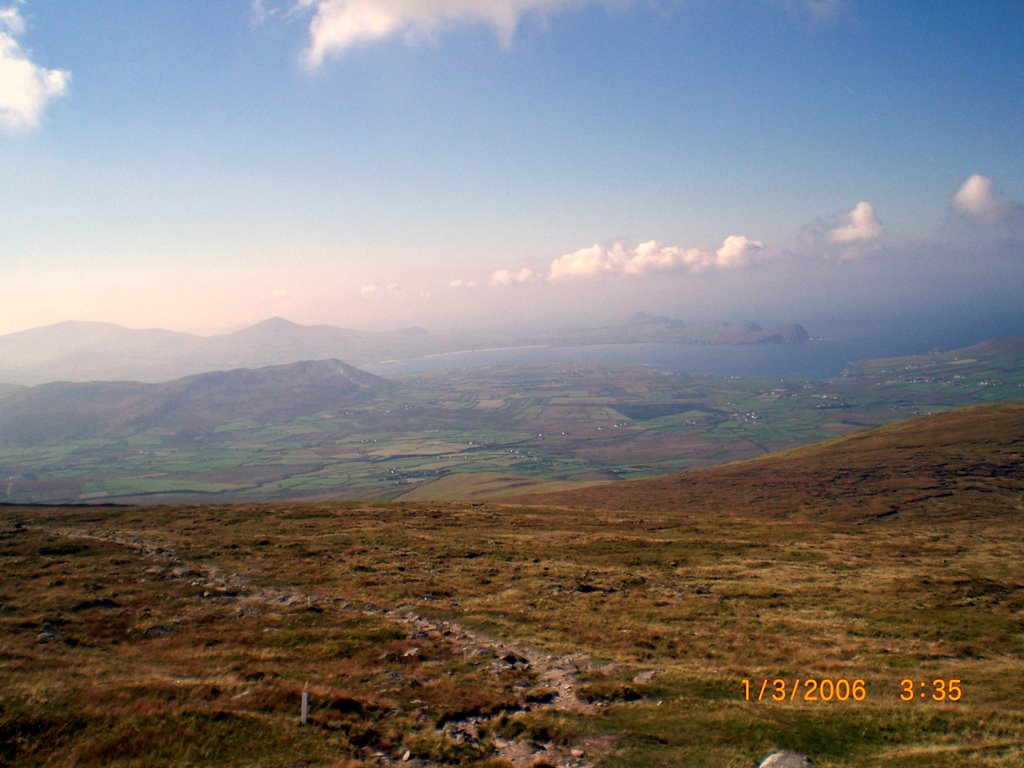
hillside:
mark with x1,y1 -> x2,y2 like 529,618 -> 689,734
971,334 -> 1024,355
2,403 -> 1022,767
195,317 -> 365,369
0,358 -> 393,445
0,321 -> 203,384
0,318 -> 428,385
0,382 -> 25,399
507,402 -> 1024,522
844,333 -> 1024,381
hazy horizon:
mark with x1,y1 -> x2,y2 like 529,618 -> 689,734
4,307 -> 1024,352
2,1 -> 1023,338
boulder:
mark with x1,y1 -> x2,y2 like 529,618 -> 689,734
758,751 -> 814,768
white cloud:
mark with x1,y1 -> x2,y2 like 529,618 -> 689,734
0,2 -> 69,132
280,1 -> 856,68
952,173 -> 1022,223
622,240 -> 707,275
714,235 -> 766,269
547,236 -> 767,282
251,0 -> 281,25
826,201 -> 881,244
295,0 -> 606,68
448,278 -> 477,289
490,266 -> 534,287
548,243 -> 613,281
360,282 -> 404,296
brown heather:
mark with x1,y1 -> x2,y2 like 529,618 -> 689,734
1,402 -> 1022,766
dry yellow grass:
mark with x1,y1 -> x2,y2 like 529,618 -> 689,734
2,403 -> 1022,767
396,472 -> 601,501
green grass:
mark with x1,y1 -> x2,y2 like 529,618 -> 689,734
4,348 -> 1024,504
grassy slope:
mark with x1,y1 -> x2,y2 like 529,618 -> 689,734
1,403 -> 1022,767
507,401 -> 1024,522
395,472 -> 603,501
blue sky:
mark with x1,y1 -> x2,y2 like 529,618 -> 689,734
2,0 -> 1023,336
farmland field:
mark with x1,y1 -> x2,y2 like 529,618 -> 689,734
2,338 -> 1024,503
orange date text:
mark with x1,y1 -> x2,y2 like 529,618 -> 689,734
742,678 -> 867,703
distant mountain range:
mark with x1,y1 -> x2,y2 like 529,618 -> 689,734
0,315 -> 809,385
0,318 -> 434,386
0,358 -> 392,445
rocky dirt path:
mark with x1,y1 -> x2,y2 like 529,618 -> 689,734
40,525 -> 600,768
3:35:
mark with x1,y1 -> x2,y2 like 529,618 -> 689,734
899,679 -> 963,702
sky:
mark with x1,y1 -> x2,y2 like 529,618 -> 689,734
2,0 -> 1023,337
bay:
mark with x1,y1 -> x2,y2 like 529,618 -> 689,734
363,337 -> 934,380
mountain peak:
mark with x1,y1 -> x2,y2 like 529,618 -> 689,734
235,317 -> 305,334
256,316 -> 300,327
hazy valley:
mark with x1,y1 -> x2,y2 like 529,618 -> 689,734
1,323 -> 1022,505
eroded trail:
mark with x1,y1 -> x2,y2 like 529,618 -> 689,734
41,525 -> 598,768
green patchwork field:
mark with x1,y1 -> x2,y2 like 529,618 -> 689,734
2,337 -> 1023,504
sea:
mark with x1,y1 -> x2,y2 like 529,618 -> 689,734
363,321 -> 1021,381
364,340 -> 893,380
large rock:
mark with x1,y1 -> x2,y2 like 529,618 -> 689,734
758,751 -> 814,768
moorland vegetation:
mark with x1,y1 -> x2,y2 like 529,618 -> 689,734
2,403 -> 1022,767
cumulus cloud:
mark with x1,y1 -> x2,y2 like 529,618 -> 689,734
490,266 -> 534,287
714,235 -> 767,268
448,278 -> 477,289
826,201 -> 881,244
547,236 -> 766,282
952,173 -> 1022,223
294,0 -> 604,68
0,2 -> 69,132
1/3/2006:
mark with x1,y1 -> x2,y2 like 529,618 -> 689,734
743,678 -> 867,703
